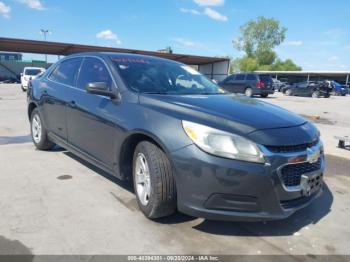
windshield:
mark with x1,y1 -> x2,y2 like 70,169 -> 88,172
111,56 -> 226,95
25,69 -> 42,76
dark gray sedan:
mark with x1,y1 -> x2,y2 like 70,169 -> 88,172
27,52 -> 325,221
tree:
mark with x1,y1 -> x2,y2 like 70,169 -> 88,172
234,17 -> 286,59
238,56 -> 259,72
232,16 -> 301,72
272,59 -> 302,71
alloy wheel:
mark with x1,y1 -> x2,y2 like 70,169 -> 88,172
135,153 -> 151,206
32,114 -> 42,144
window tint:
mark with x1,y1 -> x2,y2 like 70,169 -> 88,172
77,57 -> 112,90
224,75 -> 235,82
111,56 -> 225,95
49,58 -> 82,86
235,74 -> 245,81
25,69 -> 42,76
259,75 -> 273,83
246,74 -> 257,81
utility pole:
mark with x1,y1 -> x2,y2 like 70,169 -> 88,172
40,29 -> 51,63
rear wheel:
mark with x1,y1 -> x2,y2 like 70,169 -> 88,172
30,108 -> 55,150
311,91 -> 320,98
133,141 -> 176,219
245,87 -> 253,97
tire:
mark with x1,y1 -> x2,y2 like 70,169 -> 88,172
30,108 -> 55,150
311,91 -> 320,98
285,89 -> 292,96
245,87 -> 253,97
324,93 -> 330,98
260,94 -> 268,98
133,141 -> 176,219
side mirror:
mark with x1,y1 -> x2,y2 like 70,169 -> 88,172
86,82 -> 116,99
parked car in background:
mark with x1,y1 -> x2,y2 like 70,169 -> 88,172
27,52 -> 324,221
21,67 -> 46,91
330,81 -> 348,96
273,79 -> 289,92
282,81 -> 332,98
219,73 -> 274,97
175,74 -> 205,89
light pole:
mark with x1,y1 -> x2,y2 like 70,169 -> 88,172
40,29 -> 51,63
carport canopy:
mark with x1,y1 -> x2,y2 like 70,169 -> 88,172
0,37 -> 228,66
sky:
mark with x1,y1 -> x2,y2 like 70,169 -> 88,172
0,0 -> 349,70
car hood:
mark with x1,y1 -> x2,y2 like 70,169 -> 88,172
139,94 -> 307,135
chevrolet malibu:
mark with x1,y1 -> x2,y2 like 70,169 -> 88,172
27,53 -> 325,221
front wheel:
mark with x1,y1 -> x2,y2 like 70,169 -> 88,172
133,141 -> 176,219
260,94 -> 268,98
30,108 -> 55,150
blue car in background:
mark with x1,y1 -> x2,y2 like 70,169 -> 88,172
331,81 -> 348,96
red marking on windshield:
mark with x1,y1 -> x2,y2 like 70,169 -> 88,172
111,57 -> 150,64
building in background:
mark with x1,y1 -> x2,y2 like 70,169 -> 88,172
256,71 -> 350,85
157,47 -> 173,54
0,52 -> 22,61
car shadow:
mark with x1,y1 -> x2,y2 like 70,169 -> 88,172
192,184 -> 333,236
257,96 -> 277,99
0,135 -> 32,145
61,150 -> 333,229
63,151 -> 134,194
63,151 -> 196,224
0,235 -> 33,260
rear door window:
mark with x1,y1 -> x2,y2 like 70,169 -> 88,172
77,57 -> 112,90
246,74 -> 257,81
49,58 -> 82,86
235,74 -> 245,81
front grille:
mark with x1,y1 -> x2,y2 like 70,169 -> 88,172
280,158 -> 322,187
265,139 -> 319,153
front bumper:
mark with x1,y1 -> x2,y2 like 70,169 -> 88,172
171,142 -> 324,221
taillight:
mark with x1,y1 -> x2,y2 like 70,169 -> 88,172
256,81 -> 265,88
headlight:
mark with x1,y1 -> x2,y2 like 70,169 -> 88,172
182,121 -> 265,163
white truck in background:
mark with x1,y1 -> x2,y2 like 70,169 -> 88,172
20,67 -> 45,91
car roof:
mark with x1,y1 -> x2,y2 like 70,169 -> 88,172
64,52 -> 183,65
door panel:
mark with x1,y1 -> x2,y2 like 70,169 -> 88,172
66,89 -> 118,167
41,80 -> 69,140
66,57 -> 121,168
42,57 -> 83,141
